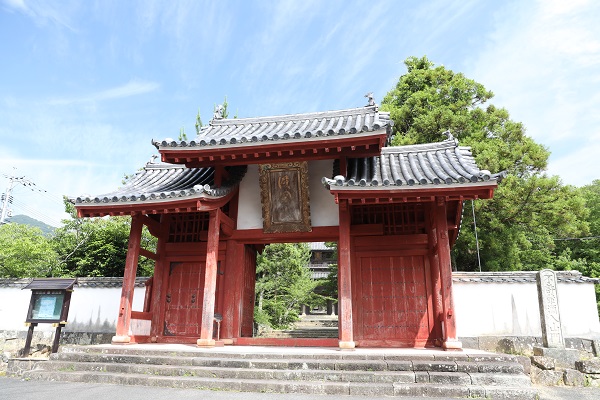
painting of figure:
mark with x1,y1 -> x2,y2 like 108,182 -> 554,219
259,162 -> 311,233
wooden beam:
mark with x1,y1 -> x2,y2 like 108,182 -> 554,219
229,226 -> 338,244
219,209 -> 235,237
139,248 -> 158,261
349,223 -> 384,236
140,215 -> 161,237
130,311 -> 152,320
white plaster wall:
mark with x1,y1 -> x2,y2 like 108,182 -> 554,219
0,287 -> 33,331
236,161 -> 339,230
308,160 -> 339,227
0,285 -> 145,333
557,283 -> 600,337
454,282 -> 541,337
454,282 -> 600,338
237,164 -> 262,229
67,287 -> 146,333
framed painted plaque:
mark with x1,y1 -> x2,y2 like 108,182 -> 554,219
259,162 -> 311,233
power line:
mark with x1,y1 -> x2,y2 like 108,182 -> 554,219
1,171 -> 65,226
10,201 -> 62,227
553,236 -> 600,241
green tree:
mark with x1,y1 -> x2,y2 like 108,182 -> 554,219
319,242 -> 338,302
0,223 -> 59,277
553,180 -> 600,312
52,199 -> 156,277
254,243 -> 321,329
381,56 -> 589,271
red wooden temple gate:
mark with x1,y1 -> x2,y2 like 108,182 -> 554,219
73,101 -> 500,350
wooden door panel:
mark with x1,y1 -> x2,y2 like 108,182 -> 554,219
164,262 -> 204,336
354,252 -> 431,344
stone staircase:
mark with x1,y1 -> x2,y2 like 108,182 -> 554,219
261,313 -> 339,339
10,344 -> 538,398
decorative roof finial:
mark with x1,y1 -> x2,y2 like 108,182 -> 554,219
442,130 -> 455,141
364,92 -> 375,107
213,104 -> 224,120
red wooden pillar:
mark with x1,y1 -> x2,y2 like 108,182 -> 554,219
338,200 -> 355,349
112,215 -> 143,344
197,209 -> 221,347
240,246 -> 257,337
221,239 -> 244,342
150,215 -> 169,340
433,197 -> 461,350
426,205 -> 443,345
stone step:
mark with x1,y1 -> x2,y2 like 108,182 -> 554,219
21,370 -> 537,399
36,359 -> 531,386
294,320 -> 339,328
260,330 -> 339,339
49,351 -> 526,376
56,345 -> 522,363
13,346 -> 535,398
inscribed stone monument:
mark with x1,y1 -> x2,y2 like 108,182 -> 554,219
536,269 -> 564,348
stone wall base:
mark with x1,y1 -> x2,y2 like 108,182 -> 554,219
0,329 -> 113,373
461,335 -> 600,358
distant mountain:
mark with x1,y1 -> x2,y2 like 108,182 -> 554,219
8,214 -> 55,235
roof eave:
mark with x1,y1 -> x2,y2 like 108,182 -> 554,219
75,190 -> 237,218
329,181 -> 498,204
158,131 -> 388,167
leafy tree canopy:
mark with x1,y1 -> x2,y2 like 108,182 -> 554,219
381,56 -> 589,271
51,198 -> 156,277
255,243 -> 321,329
0,223 -> 58,278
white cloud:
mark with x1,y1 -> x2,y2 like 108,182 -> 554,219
547,131 -> 600,186
467,0 -> 600,185
2,0 -> 78,31
48,80 -> 160,105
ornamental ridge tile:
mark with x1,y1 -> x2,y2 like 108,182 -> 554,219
152,105 -> 392,150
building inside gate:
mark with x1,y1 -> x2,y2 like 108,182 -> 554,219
73,100 -> 501,350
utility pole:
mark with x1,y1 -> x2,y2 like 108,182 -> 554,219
0,173 -> 41,224
0,177 -> 17,224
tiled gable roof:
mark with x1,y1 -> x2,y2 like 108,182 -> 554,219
323,138 -> 504,189
152,105 -> 392,150
72,159 -> 246,206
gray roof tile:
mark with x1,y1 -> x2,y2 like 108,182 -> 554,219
323,138 -> 505,189
152,105 -> 392,150
72,159 -> 246,206
1,277 -> 148,288
452,271 -> 599,284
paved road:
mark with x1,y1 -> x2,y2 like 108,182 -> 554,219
2,376 -> 599,399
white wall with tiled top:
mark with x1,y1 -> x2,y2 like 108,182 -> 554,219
454,278 -> 600,338
0,281 -> 145,333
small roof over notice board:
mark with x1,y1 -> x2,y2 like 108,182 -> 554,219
23,278 -> 77,291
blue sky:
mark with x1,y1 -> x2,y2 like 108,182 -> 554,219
1,0 -> 599,227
